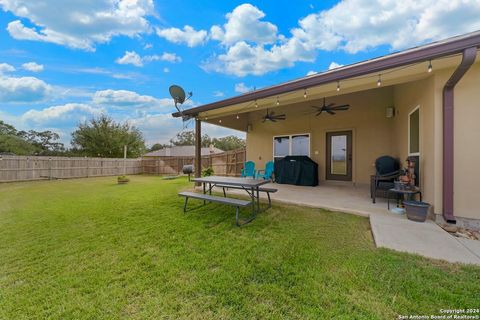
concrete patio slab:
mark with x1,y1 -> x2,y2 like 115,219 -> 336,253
456,238 -> 480,259
370,214 -> 480,265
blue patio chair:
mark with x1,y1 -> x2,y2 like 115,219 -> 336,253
241,161 -> 256,178
256,161 -> 274,180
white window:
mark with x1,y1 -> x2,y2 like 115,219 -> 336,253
408,107 -> 420,156
273,134 -> 310,160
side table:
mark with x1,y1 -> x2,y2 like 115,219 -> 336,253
387,188 -> 422,210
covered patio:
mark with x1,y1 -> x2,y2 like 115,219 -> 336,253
174,32 -> 480,227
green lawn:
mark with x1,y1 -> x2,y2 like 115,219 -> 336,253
0,176 -> 479,319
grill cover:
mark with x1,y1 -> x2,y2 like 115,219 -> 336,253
274,156 -> 318,186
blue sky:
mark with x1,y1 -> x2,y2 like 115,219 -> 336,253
0,0 -> 479,146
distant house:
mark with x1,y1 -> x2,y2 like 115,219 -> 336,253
143,145 -> 223,157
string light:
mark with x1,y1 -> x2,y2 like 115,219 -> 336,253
236,115 -> 240,119
219,119 -> 222,123
247,57 -> 441,109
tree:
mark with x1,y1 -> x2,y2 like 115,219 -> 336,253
0,121 -> 64,155
18,130 -> 65,154
169,130 -> 212,148
166,130 -> 245,151
149,143 -> 167,152
212,135 -> 245,151
71,115 -> 145,158
0,134 -> 40,155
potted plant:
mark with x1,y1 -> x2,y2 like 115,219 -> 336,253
117,175 -> 130,184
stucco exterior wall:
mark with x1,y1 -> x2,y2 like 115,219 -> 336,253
246,87 -> 395,184
450,63 -> 480,220
392,76 -> 436,211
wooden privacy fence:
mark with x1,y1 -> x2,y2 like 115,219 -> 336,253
0,148 -> 246,182
0,156 -> 143,182
142,148 -> 246,176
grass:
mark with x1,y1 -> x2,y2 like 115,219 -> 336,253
0,175 -> 479,319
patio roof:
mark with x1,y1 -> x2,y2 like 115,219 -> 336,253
172,30 -> 480,119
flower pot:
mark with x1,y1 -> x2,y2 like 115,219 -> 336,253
404,200 -> 430,222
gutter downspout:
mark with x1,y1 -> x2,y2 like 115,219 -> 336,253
442,47 -> 477,223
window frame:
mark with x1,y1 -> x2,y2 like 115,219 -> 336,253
408,106 -> 420,156
273,133 -> 311,160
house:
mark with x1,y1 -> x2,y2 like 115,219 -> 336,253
173,31 -> 480,228
143,145 -> 224,157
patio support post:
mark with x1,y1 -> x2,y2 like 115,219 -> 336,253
442,47 -> 477,223
195,118 -> 202,186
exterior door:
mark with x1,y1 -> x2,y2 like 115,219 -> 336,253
326,131 -> 352,181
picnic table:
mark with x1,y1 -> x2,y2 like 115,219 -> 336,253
192,176 -> 271,215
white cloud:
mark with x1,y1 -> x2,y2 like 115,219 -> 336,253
306,70 -> 317,76
92,89 -> 176,114
163,67 -> 170,73
144,43 -> 153,49
22,103 -> 103,125
328,62 -> 343,70
210,3 -> 278,45
202,1 -> 480,76
0,76 -> 52,103
202,4 -> 314,76
213,91 -> 224,97
93,89 -> 160,106
116,51 -> 144,67
234,82 -> 252,93
293,0 -> 480,54
144,52 -> 182,63
156,25 -> 208,47
203,38 -> 314,77
22,62 -> 44,72
0,63 -> 15,74
116,51 -> 182,67
1,0 -> 154,51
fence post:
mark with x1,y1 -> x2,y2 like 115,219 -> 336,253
49,157 -> 52,180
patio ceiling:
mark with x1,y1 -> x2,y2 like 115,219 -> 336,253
173,31 -> 480,132
201,54 -> 469,132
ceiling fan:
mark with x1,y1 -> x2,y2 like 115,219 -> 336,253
311,97 -> 350,116
262,108 -> 286,122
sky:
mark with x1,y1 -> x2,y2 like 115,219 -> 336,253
0,0 -> 479,147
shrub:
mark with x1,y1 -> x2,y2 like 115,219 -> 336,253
117,176 -> 130,183
202,167 -> 214,176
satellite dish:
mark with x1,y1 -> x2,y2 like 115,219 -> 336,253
169,84 -> 193,118
169,85 -> 186,104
